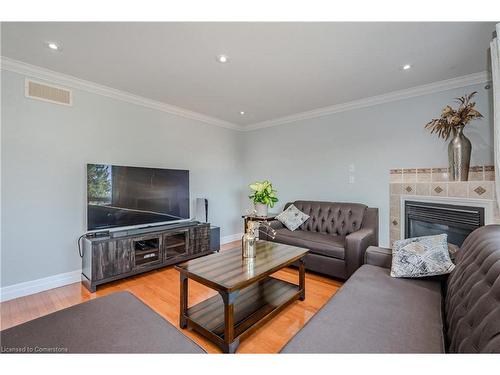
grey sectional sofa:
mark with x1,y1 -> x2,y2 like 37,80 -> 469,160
281,224 -> 500,353
260,200 -> 378,279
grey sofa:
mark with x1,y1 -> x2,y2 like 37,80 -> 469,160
0,291 -> 205,353
260,200 -> 378,279
281,224 -> 500,353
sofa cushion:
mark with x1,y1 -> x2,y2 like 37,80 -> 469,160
445,225 -> 500,353
274,228 -> 345,260
275,204 -> 310,231
0,291 -> 205,353
391,234 -> 455,278
281,264 -> 445,353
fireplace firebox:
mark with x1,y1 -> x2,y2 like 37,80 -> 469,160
405,200 -> 484,246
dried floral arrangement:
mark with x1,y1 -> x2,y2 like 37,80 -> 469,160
246,220 -> 276,239
424,92 -> 483,140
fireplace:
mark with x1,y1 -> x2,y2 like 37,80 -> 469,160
405,200 -> 484,246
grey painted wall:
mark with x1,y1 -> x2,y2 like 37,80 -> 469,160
1,69 -> 494,288
1,70 -> 245,286
243,83 -> 494,247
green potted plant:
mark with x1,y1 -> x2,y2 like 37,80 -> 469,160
248,180 -> 278,217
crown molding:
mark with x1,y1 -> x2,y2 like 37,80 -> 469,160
0,56 -> 243,131
243,71 -> 491,131
1,57 -> 490,133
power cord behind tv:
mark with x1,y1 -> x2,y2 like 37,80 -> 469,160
77,234 -> 86,258
78,231 -> 110,258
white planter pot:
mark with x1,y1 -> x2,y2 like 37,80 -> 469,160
255,203 -> 269,217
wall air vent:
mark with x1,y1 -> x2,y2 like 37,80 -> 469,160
25,79 -> 72,106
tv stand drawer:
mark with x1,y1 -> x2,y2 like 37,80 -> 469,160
91,239 -> 133,280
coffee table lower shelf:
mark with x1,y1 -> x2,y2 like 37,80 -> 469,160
185,276 -> 301,352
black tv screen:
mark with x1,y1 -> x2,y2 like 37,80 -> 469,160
87,164 -> 190,231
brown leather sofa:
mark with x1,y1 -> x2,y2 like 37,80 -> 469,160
281,224 -> 500,353
260,200 -> 378,279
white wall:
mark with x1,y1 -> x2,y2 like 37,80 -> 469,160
1,70 -> 245,287
243,83 -> 494,247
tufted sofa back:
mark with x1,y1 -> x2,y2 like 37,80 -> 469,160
445,225 -> 500,353
284,201 -> 368,237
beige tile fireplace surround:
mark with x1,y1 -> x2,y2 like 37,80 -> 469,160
389,166 -> 499,246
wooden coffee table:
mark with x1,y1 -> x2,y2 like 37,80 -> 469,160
175,241 -> 308,353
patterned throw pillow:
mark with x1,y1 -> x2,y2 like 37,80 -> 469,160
275,204 -> 310,231
391,234 -> 455,278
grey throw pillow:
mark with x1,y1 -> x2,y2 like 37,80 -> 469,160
391,234 -> 455,278
275,204 -> 310,231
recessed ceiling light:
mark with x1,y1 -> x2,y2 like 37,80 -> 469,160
216,54 -> 229,63
47,42 -> 61,51
403,64 -> 411,70
240,111 -> 245,115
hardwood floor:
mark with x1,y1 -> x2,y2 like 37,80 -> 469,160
0,241 -> 342,353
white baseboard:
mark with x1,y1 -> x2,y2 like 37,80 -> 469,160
0,270 -> 81,303
221,232 -> 243,244
1,233 -> 243,302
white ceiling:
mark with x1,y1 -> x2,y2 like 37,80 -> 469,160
1,22 -> 496,127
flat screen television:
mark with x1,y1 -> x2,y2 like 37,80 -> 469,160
87,164 -> 190,231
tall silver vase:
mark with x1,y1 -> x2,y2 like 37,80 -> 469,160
448,124 -> 471,181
